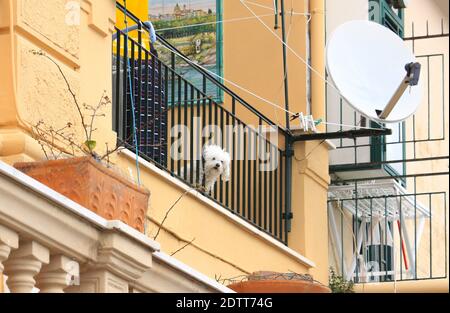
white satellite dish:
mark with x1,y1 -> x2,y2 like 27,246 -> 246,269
326,20 -> 422,123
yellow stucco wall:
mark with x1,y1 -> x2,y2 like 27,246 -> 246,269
0,0 -> 331,291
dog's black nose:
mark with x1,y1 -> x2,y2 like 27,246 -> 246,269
215,163 -> 221,168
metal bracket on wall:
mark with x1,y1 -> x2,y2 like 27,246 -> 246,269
291,128 -> 392,142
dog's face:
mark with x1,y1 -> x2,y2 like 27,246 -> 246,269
203,145 -> 231,181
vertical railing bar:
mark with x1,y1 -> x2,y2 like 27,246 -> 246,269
123,32 -> 129,144
341,200 -> 344,278
269,146 -> 273,235
115,31 -> 121,136
177,75 -> 182,178
183,81 -> 188,181
274,150 -> 279,236
263,140 -> 268,231
445,192 -> 448,279
201,92 -> 206,191
225,111 -> 230,208
429,193 -> 432,278
151,52 -> 156,157
220,107 -> 225,204
158,58 -> 164,165
236,121 -> 241,215
208,99 -> 213,193
258,118 -> 263,228
137,31 -> 143,152
203,75 -> 207,94
355,182 -> 359,282
242,127 -> 247,219
400,196 -> 403,281
189,84 -> 195,184
231,99 -> 236,212
279,155 -> 284,243
163,63 -> 169,167
253,130 -> 258,225
414,177 -> 417,279
130,40 -> 136,149
170,58 -> 175,173
370,198 -> 373,274
196,90 -> 201,187
214,102 -> 219,198
385,197 -> 388,281
247,129 -> 253,222
144,50 -> 150,157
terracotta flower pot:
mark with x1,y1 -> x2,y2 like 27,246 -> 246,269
14,156 -> 149,232
227,271 -> 331,293
228,280 -> 331,293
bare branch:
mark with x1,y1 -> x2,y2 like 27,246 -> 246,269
153,187 -> 200,241
30,50 -> 90,143
170,238 -> 196,257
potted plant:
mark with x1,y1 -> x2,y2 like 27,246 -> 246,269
226,271 -> 331,293
328,267 -> 355,293
13,50 -> 149,232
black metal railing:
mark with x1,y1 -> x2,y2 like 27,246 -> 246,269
113,3 -> 290,244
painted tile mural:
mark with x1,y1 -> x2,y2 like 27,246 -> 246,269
149,0 -> 222,100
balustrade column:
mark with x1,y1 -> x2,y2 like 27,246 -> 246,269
0,225 -> 19,272
36,255 -> 79,293
3,240 -> 50,293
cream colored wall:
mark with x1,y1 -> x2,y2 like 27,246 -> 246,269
115,153 -> 312,280
223,0 -> 309,128
402,0 -> 449,292
0,0 -> 331,290
325,0 -> 448,292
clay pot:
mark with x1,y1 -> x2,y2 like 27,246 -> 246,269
228,280 -> 331,293
227,271 -> 331,293
14,156 -> 149,232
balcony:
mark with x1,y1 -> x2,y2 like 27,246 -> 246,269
328,180 -> 447,284
112,4 -> 291,244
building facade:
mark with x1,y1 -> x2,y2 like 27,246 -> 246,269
0,0 -> 447,293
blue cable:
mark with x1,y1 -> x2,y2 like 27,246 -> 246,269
124,1 -> 141,186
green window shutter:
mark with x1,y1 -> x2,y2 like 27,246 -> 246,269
369,0 -> 405,36
368,0 -> 406,185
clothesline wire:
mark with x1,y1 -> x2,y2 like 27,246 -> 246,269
243,0 -> 311,16
133,1 -> 387,131
240,0 -> 386,130
159,43 -> 385,132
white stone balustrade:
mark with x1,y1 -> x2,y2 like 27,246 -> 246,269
0,161 -> 231,293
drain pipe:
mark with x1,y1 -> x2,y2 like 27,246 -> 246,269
280,0 -> 290,130
306,0 -> 312,115
280,0 -> 293,237
309,0 -> 326,132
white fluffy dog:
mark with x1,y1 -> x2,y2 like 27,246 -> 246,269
180,145 -> 231,193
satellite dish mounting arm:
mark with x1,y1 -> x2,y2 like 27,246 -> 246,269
376,62 -> 421,120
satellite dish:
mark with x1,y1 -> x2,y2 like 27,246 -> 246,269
326,20 -> 422,123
